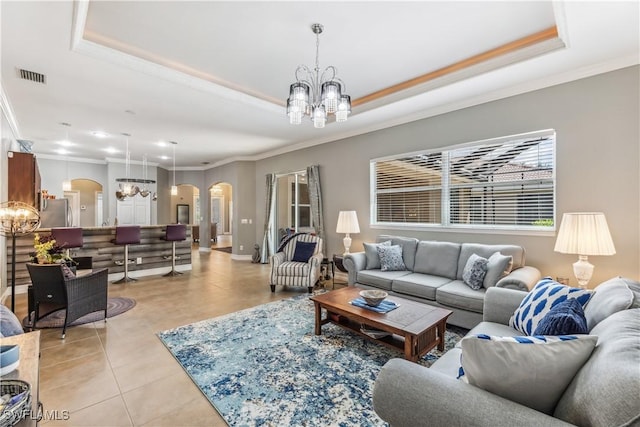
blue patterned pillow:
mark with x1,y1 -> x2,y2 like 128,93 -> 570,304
291,241 -> 317,262
534,298 -> 588,335
377,245 -> 406,271
462,253 -> 488,290
460,334 -> 598,414
509,278 -> 592,335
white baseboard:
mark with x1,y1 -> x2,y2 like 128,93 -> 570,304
231,254 -> 252,261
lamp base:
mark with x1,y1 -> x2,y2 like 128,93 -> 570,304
573,255 -> 594,289
343,234 -> 352,256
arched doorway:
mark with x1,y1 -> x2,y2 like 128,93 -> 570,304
67,179 -> 103,227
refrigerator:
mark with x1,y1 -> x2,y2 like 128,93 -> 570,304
40,198 -> 72,228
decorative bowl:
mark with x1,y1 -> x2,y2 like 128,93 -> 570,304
360,290 -> 388,307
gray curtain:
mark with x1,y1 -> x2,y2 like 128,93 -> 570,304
260,173 -> 277,263
306,164 -> 325,246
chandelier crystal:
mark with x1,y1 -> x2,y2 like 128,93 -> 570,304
286,23 -> 351,128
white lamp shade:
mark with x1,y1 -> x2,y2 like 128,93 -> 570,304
554,212 -> 616,256
336,211 -> 360,234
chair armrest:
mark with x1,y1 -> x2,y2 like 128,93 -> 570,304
309,252 -> 324,267
64,268 -> 109,325
343,252 -> 366,285
270,252 -> 285,266
496,266 -> 541,291
373,358 -> 573,427
482,287 -> 528,324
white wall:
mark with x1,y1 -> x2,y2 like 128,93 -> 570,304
253,66 -> 640,287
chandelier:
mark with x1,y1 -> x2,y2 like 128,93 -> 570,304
286,23 -> 351,128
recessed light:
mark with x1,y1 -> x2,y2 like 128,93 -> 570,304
57,139 -> 73,147
156,141 -> 167,147
56,148 -> 70,155
104,147 -> 119,154
92,131 -> 109,138
160,155 -> 169,160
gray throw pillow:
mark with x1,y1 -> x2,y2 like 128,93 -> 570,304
377,245 -> 406,272
483,252 -> 513,288
0,304 -> 24,337
364,240 -> 391,270
462,253 -> 488,290
583,277 -> 634,330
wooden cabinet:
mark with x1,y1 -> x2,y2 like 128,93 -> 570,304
8,151 -> 41,209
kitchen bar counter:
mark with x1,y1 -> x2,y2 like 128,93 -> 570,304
6,225 -> 192,286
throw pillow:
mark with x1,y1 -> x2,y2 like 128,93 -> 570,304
0,304 -> 24,337
377,245 -> 406,272
460,334 -> 598,414
533,298 -> 588,335
363,240 -> 391,270
462,253 -> 488,290
483,252 -> 513,288
509,278 -> 592,335
291,241 -> 317,263
583,276 -> 634,330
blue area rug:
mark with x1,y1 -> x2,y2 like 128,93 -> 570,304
158,294 -> 464,426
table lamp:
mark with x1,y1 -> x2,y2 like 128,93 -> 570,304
0,201 -> 41,311
336,211 -> 360,255
554,212 -> 616,289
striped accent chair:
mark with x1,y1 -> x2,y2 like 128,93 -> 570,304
270,233 -> 324,293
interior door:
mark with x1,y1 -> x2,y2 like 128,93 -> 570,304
211,196 -> 224,235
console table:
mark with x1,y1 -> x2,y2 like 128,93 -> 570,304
0,331 -> 41,426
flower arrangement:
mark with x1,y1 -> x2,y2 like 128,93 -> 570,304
33,233 -> 74,264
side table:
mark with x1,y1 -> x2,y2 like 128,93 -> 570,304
0,331 -> 41,426
332,254 -> 348,287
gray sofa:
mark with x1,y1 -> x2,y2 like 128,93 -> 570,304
373,278 -> 640,427
343,235 -> 541,328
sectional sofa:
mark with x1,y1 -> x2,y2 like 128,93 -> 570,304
343,235 -> 541,329
373,277 -> 640,426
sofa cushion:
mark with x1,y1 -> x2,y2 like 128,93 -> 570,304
462,254 -> 489,290
363,240 -> 391,270
460,334 -> 597,414
391,273 -> 452,301
483,252 -> 513,288
357,270 -> 411,291
554,309 -> 640,426
275,261 -> 310,277
533,298 -> 588,336
436,280 -> 485,313
378,245 -> 407,271
509,278 -> 592,335
378,235 -> 419,271
412,241 -> 461,279
584,276 -> 635,330
458,321 -> 522,349
457,244 -> 525,280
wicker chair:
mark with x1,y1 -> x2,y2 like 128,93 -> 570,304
26,263 -> 109,339
269,233 -> 324,293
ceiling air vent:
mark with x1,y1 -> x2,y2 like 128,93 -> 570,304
17,68 -> 46,84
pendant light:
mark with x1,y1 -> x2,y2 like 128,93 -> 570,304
170,141 -> 178,196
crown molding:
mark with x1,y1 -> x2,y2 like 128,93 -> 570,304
0,83 -> 22,140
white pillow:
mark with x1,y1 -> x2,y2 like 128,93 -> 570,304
460,334 -> 598,414
509,278 -> 592,335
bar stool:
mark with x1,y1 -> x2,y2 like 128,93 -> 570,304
111,226 -> 140,283
162,224 -> 187,276
51,227 -> 83,259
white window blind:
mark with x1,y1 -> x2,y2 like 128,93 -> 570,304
371,130 -> 555,231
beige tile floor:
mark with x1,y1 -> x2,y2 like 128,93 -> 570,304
9,237 -> 331,426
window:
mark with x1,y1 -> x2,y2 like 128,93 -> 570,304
371,130 -> 555,232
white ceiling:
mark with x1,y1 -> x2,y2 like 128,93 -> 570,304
1,1 -> 638,169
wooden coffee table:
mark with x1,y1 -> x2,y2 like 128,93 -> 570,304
310,287 -> 452,362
